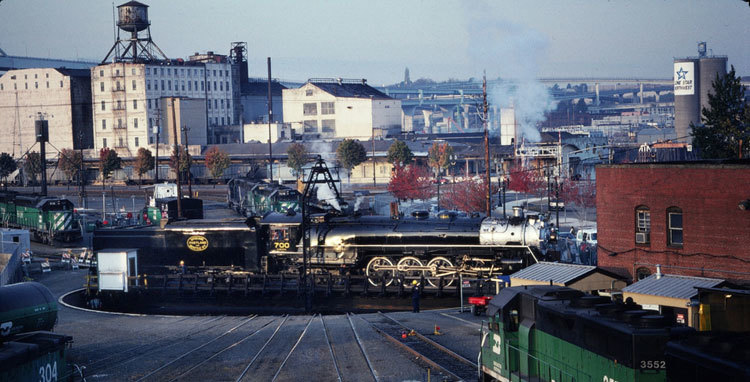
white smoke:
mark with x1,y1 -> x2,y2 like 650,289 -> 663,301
354,195 -> 363,211
316,184 -> 341,211
464,3 -> 553,142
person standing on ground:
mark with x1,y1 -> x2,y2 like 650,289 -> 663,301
411,280 -> 420,313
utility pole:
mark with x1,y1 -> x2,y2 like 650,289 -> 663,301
372,127 -> 376,186
267,57 -> 273,183
182,125 -> 193,197
35,115 -> 49,196
483,73 -> 491,217
78,129 -> 87,209
154,104 -> 161,184
170,98 -> 183,219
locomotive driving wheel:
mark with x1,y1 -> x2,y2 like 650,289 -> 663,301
365,256 -> 395,287
426,256 -> 456,287
396,256 -> 424,282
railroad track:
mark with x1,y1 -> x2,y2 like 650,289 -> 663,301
318,313 -> 379,382
71,314 -> 201,363
357,312 -> 478,381
134,315 -> 260,381
82,315 -> 230,376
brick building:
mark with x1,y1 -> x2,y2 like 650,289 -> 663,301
596,161 -> 750,284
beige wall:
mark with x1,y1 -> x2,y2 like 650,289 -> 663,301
623,292 -> 696,327
160,97 -> 207,147
0,68 -> 79,159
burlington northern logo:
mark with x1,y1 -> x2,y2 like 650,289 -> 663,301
187,235 -> 208,251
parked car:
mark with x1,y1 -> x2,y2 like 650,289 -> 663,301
576,228 -> 597,246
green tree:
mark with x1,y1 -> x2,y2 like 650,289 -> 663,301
386,139 -> 413,164
286,143 -> 308,179
204,146 -> 230,187
336,139 -> 367,183
24,151 -> 43,185
58,148 -> 82,188
428,142 -> 454,176
99,148 -> 122,190
0,152 -> 17,187
691,66 -> 749,159
133,147 -> 155,186
169,146 -> 192,181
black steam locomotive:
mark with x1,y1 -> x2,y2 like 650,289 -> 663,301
93,158 -> 558,285
93,208 -> 557,286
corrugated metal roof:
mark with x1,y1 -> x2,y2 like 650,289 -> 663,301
510,262 -> 598,285
622,274 -> 723,300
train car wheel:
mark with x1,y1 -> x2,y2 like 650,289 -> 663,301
365,257 -> 394,287
396,256 -> 424,281
426,256 -> 456,287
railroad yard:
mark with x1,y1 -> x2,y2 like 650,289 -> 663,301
41,267 -> 485,382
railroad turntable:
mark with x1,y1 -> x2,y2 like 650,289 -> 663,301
40,267 -> 488,382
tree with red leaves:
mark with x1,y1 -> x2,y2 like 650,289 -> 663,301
442,177 -> 489,213
388,163 -> 434,201
507,165 -> 545,196
559,178 -> 596,221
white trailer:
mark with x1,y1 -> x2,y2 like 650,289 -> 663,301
97,249 -> 138,292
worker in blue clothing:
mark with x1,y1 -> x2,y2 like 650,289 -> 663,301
411,280 -> 420,313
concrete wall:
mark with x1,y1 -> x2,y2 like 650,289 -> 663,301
596,164 -> 750,281
161,97 -> 207,146
0,68 -> 92,159
243,122 -> 291,143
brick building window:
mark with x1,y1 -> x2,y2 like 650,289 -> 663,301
303,103 -> 317,116
667,207 -> 683,247
635,206 -> 650,244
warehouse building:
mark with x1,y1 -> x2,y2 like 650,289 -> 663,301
0,68 -> 93,158
282,78 -> 401,140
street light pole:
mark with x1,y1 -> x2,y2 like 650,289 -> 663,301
153,125 -> 160,184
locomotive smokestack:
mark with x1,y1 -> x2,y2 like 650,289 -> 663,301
513,206 -> 524,218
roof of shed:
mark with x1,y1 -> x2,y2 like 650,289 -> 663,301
622,274 -> 724,300
510,262 -> 618,285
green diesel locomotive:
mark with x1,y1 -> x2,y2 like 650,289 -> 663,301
0,192 -> 81,244
227,178 -> 301,217
479,285 -> 693,382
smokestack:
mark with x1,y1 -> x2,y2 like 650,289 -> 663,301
656,264 -> 662,279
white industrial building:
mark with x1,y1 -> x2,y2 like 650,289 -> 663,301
282,78 -> 401,140
0,68 -> 93,158
91,55 -> 235,156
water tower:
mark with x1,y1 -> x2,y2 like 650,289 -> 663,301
101,1 -> 168,63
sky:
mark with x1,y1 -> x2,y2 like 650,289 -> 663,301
0,0 -> 748,85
